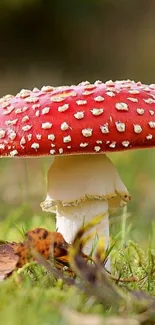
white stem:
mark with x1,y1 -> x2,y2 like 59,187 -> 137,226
56,199 -> 110,269
41,154 -> 130,272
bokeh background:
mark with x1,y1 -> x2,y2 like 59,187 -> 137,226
0,0 -> 155,245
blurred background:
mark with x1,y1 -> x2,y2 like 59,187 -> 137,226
0,0 -> 155,245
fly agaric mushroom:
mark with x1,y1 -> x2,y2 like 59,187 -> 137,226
1,79 -> 155,268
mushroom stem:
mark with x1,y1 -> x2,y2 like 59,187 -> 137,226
56,200 -> 109,248
41,154 -> 130,271
56,205 -> 110,268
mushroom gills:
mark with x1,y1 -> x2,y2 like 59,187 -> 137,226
41,154 -> 130,266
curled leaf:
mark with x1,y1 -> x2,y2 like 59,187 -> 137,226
0,227 -> 71,278
26,228 -> 69,259
0,244 -> 19,280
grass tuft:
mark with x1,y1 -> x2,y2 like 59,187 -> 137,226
0,208 -> 155,325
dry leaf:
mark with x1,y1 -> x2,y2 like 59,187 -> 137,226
0,228 -> 71,277
26,228 -> 69,259
0,244 -> 19,280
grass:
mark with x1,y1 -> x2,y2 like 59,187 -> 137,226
0,207 -> 155,325
0,151 -> 155,324
0,211 -> 106,325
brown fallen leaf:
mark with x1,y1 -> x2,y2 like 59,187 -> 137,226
8,242 -> 29,268
26,228 -> 69,259
0,228 -> 73,277
25,228 -> 72,273
0,244 -> 19,280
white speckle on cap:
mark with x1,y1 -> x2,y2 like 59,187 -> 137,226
25,96 -> 39,103
50,149 -> 56,155
134,124 -> 142,133
94,96 -> 104,102
51,96 -> 65,103
27,134 -> 32,141
82,128 -> 93,137
9,131 -> 16,140
35,110 -> 40,117
59,148 -> 63,154
74,111 -> 84,119
115,102 -> 129,111
137,108 -> 144,115
105,80 -> 114,86
7,105 -> 14,111
23,106 -> 28,112
42,107 -> 50,115
48,134 -> 55,141
82,90 -> 94,96
22,125 -> 32,132
20,136 -> 26,147
58,104 -> 69,112
129,89 -> 139,94
96,140 -> 102,144
61,122 -> 70,131
26,96 -> 39,103
94,80 -> 102,85
10,150 -> 18,156
90,108 -> 104,116
84,84 -> 96,89
80,143 -> 88,147
0,129 -> 5,139
36,134 -> 42,140
144,98 -> 155,104
5,119 -> 18,126
2,101 -> 9,108
18,89 -> 31,98
32,104 -> 40,110
33,87 -> 39,92
122,141 -> 130,147
63,135 -> 71,143
42,122 -> 52,129
67,146 -> 71,149
146,134 -> 153,140
94,146 -> 101,152
106,91 -> 115,97
148,121 -> 155,128
115,122 -> 126,132
0,144 -> 5,149
109,142 -> 116,148
79,81 -> 90,86
76,100 -> 87,105
149,110 -> 154,116
3,105 -> 14,115
0,94 -> 13,102
100,123 -> 109,134
31,143 -> 40,150
68,91 -> 77,97
22,116 -> 29,123
127,97 -> 138,103
142,87 -> 150,91
51,143 -> 55,148
41,85 -> 54,92
15,106 -> 28,114
149,84 -> 155,89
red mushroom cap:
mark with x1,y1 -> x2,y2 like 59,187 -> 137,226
1,79 -> 155,157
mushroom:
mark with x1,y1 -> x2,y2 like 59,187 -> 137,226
1,79 -> 155,269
